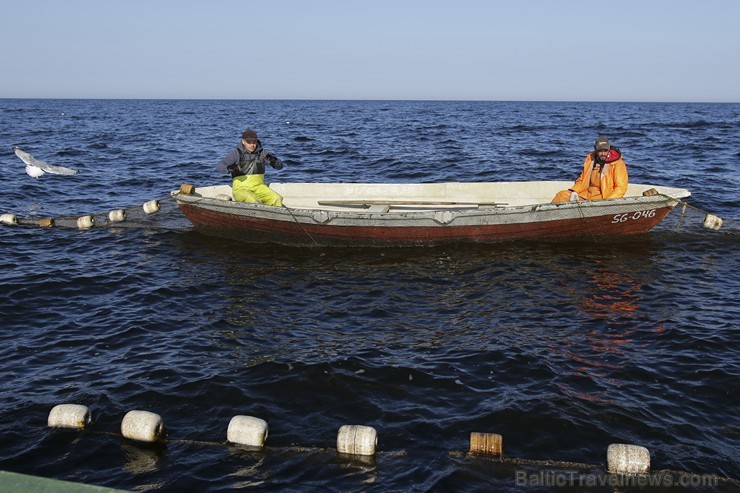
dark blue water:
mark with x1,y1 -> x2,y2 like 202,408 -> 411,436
0,99 -> 738,492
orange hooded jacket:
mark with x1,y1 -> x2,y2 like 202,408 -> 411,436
568,148 -> 629,200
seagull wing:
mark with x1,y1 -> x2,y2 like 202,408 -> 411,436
25,164 -> 45,178
36,161 -> 79,175
14,147 -> 79,176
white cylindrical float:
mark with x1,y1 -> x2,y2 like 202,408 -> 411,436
121,410 -> 164,443
216,194 -> 233,201
469,432 -> 502,457
108,209 -> 126,222
143,200 -> 160,214
0,214 -> 17,226
337,424 -> 377,456
226,415 -> 268,447
76,215 -> 94,229
703,214 -> 723,230
48,404 -> 91,429
607,443 -> 650,474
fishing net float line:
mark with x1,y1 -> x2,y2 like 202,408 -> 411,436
44,403 -> 738,488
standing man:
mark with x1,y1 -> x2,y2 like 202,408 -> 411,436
552,136 -> 629,203
217,128 -> 284,205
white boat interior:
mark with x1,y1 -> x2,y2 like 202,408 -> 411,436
183,181 -> 690,212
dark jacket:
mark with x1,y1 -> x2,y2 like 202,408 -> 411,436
216,140 -> 284,177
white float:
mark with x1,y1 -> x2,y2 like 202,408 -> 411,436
143,200 -> 160,214
336,424 -> 377,456
216,194 -> 233,201
108,209 -> 126,222
47,404 -> 90,429
607,443 -> 650,474
121,410 -> 164,443
76,215 -> 94,229
0,214 -> 17,226
703,214 -> 723,230
226,415 -> 268,447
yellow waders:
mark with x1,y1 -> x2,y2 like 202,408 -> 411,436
232,174 -> 283,206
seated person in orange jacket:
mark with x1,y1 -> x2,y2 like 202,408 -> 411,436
552,136 -> 629,203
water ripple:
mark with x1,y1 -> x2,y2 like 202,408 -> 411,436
0,99 -> 738,491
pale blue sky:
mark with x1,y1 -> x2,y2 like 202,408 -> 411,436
1,0 -> 738,101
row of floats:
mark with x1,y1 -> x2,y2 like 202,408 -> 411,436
0,200 -> 161,229
48,403 -> 650,476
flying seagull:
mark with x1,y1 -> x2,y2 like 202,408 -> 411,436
14,147 -> 79,178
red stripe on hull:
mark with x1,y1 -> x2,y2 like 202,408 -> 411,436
179,204 -> 674,247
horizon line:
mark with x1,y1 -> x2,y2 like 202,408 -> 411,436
1,97 -> 738,104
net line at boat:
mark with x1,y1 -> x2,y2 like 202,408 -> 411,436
657,195 -> 738,236
668,197 -> 739,234
0,195 -> 191,231
572,190 -> 739,238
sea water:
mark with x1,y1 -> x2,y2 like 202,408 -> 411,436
0,99 -> 738,492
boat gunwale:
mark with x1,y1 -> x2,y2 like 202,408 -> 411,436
173,181 -> 691,221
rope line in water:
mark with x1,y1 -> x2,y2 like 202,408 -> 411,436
77,430 -> 408,459
283,203 -> 321,246
76,430 -> 740,487
0,196 -> 167,229
573,201 -> 600,243
653,191 -> 738,232
674,197 -> 738,230
45,404 -> 739,486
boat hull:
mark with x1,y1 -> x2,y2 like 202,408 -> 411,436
178,202 -> 676,246
175,181 -> 689,247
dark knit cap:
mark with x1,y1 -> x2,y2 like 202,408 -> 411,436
242,128 -> 258,141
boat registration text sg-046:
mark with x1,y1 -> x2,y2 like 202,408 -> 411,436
612,209 -> 657,223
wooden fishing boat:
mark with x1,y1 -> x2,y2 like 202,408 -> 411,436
173,181 -> 691,247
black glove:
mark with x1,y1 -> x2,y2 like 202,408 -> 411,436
226,164 -> 242,177
265,154 -> 284,170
